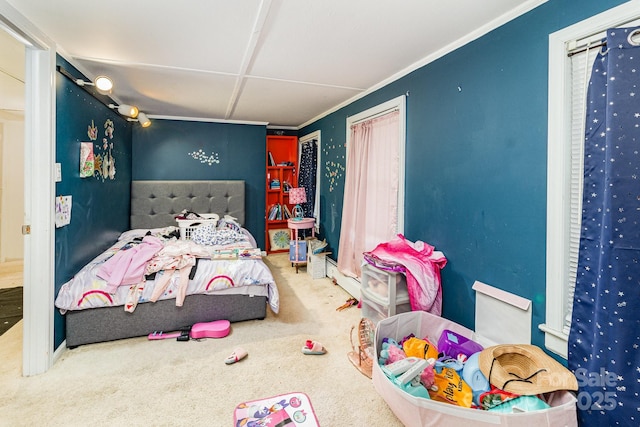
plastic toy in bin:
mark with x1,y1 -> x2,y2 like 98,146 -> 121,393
437,329 -> 483,360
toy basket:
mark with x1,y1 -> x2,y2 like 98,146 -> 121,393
372,311 -> 578,427
175,213 -> 219,240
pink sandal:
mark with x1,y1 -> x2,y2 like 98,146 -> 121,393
225,347 -> 248,364
302,340 -> 327,355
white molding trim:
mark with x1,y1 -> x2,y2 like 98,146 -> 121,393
326,258 -> 360,300
148,115 -> 268,126
0,0 -> 56,376
544,0 -> 640,359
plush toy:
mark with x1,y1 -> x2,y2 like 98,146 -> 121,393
384,345 -> 407,365
378,338 -> 407,365
420,358 -> 436,389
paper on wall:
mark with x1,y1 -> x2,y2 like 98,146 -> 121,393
55,195 -> 72,228
80,142 -> 94,177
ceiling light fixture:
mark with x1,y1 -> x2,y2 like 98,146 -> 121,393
108,103 -> 139,118
57,66 -> 113,95
74,75 -> 113,95
127,112 -> 152,128
57,66 -> 150,127
137,112 -> 151,128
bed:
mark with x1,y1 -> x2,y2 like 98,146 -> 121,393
55,180 -> 279,348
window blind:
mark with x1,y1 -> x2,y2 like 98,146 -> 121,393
564,42 -> 600,334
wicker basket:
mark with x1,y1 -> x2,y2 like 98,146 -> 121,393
175,213 -> 219,240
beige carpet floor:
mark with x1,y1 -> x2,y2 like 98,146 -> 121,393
0,253 -> 403,427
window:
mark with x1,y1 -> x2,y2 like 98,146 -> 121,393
543,3 -> 640,359
337,95 -> 406,279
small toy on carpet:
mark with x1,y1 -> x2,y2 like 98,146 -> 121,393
225,347 -> 248,365
336,297 -> 358,311
302,340 -> 327,355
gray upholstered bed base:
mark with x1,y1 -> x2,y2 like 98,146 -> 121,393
65,295 -> 267,348
65,180 -> 267,348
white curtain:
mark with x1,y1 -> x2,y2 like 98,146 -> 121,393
337,110 -> 400,278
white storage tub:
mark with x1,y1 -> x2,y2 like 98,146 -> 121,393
175,213 -> 219,240
373,311 -> 578,427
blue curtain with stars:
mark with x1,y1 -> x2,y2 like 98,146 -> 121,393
298,139 -> 317,219
568,27 -> 640,426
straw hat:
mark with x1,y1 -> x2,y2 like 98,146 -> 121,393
478,344 -> 578,395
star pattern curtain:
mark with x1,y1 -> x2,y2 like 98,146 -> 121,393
568,27 -> 640,426
298,139 -> 317,220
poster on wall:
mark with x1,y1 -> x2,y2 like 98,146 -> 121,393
55,195 -> 72,228
80,142 -> 94,177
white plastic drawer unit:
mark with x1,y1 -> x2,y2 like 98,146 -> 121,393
360,263 -> 410,318
362,297 -> 411,325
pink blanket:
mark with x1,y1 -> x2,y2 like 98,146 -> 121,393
364,234 -> 446,315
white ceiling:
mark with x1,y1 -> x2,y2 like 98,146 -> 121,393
3,0 -> 542,128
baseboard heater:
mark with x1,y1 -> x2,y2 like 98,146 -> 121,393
325,257 -> 361,300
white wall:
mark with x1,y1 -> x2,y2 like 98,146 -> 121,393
0,112 -> 24,261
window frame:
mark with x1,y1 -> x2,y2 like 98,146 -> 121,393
542,1 -> 640,359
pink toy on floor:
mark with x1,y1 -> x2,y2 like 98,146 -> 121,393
190,319 -> 231,339
302,340 -> 327,355
225,347 -> 248,365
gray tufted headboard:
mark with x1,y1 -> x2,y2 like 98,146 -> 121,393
130,180 -> 245,229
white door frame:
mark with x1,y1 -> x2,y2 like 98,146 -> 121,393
0,1 -> 56,376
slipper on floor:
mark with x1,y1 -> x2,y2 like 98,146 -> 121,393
225,347 -> 248,364
302,340 -> 327,355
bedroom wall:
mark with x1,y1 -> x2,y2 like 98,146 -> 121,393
299,0 -> 627,352
0,114 -> 24,261
54,57 -> 133,346
132,119 -> 267,248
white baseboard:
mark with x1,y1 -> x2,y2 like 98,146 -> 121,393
53,341 -> 67,361
325,258 -> 361,300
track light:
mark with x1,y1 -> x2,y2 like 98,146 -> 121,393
127,112 -> 152,128
56,66 -> 149,127
75,75 -> 113,95
108,103 -> 139,118
137,112 -> 151,128
57,66 -> 114,95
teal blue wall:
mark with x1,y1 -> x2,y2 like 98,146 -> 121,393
299,0 -> 628,351
132,120 -> 267,248
54,58 -> 133,347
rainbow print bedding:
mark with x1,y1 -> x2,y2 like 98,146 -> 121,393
55,226 -> 279,315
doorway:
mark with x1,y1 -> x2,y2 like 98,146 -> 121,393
0,16 -> 25,373
1,1 -> 56,376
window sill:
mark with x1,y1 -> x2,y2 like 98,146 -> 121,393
538,323 -> 568,359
